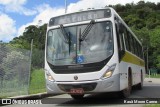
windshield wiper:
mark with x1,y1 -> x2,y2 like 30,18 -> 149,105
79,20 -> 95,51
79,20 -> 95,42
59,24 -> 71,55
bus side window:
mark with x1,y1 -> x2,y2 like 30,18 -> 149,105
135,39 -> 139,57
127,30 -> 132,52
137,43 -> 141,57
123,28 -> 129,51
128,32 -> 134,53
140,46 -> 143,59
115,22 -> 125,61
119,25 -> 125,52
132,36 -> 136,54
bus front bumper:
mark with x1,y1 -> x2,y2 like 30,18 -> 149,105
46,74 -> 120,94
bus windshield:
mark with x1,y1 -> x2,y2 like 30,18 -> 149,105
46,21 -> 113,65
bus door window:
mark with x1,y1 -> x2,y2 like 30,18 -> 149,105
129,34 -> 135,54
115,20 -> 125,60
123,28 -> 130,51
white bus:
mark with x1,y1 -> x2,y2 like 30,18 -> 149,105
45,7 -> 145,99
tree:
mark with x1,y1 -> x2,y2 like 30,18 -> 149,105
150,26 -> 160,48
136,1 -> 145,9
113,4 -> 125,12
157,55 -> 160,68
9,38 -> 30,49
136,7 -> 152,19
146,2 -> 156,10
10,24 -> 47,50
157,2 -> 160,10
149,26 -> 160,68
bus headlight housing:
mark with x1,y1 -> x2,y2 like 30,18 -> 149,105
45,69 -> 55,82
102,63 -> 116,79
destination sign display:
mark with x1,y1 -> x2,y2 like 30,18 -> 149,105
49,9 -> 111,26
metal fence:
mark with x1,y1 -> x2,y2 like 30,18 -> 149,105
29,46 -> 46,95
0,44 -> 31,98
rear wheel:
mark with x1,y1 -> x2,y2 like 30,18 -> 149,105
70,94 -> 84,100
136,72 -> 143,90
119,72 -> 132,98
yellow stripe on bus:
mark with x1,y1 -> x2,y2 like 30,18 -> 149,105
122,52 -> 145,67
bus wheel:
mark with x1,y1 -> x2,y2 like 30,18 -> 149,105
70,94 -> 84,100
119,72 -> 132,98
136,72 -> 143,90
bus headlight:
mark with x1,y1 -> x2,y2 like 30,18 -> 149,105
102,63 -> 117,79
45,69 -> 55,82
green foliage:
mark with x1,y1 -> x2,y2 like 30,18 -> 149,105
9,38 -> 30,49
29,69 -> 46,94
157,55 -> 160,68
144,104 -> 160,107
136,7 -> 152,19
32,49 -> 44,68
10,24 -> 47,50
150,26 -> 160,48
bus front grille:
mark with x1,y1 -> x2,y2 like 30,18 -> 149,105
57,83 -> 97,92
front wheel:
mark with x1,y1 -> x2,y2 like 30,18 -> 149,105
70,94 -> 84,100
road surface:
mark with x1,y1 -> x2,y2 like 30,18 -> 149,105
3,78 -> 160,107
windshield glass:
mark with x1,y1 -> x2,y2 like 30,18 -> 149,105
46,21 -> 113,65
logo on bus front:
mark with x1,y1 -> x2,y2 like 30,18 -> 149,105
74,76 -> 78,80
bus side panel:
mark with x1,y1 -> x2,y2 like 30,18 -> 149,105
119,61 -> 128,91
132,64 -> 141,85
119,60 -> 145,91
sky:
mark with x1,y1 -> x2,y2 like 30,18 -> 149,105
0,0 -> 159,42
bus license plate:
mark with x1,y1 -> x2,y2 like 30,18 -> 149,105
70,88 -> 84,94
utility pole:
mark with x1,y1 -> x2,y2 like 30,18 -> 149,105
28,39 -> 33,95
65,0 -> 67,13
37,20 -> 43,68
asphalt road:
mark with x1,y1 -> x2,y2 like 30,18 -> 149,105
4,78 -> 160,107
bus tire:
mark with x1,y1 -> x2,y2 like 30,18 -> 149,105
136,72 -> 143,90
119,72 -> 132,98
70,94 -> 84,100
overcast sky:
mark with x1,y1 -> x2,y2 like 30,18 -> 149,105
0,0 -> 159,42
